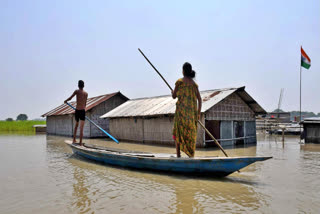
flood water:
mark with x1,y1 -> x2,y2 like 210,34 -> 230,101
0,133 -> 319,214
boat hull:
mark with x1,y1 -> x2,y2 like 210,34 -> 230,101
66,141 -> 272,177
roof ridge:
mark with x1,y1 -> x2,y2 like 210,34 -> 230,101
128,87 -> 242,101
41,91 -> 123,117
87,91 -> 119,99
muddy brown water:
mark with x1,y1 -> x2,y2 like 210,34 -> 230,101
0,133 -> 319,213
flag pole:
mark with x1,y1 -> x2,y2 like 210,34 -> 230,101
300,46 -> 302,142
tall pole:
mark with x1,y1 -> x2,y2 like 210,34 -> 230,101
300,57 -> 302,141
300,66 -> 302,122
65,102 -> 119,144
138,48 -> 229,157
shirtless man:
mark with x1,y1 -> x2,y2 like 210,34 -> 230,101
64,80 -> 88,146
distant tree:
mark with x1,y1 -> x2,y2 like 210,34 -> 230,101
272,108 -> 285,113
5,118 -> 13,121
289,111 -> 316,121
16,114 -> 28,121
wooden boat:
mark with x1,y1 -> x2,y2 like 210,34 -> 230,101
65,140 -> 272,177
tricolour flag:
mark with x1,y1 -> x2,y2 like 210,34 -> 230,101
301,47 -> 311,69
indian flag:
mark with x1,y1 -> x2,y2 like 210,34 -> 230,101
301,47 -> 311,69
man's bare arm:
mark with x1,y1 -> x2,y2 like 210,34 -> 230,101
64,90 -> 77,103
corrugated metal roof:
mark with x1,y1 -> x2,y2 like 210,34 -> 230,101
304,117 -> 320,121
300,117 -> 320,124
42,92 -> 127,117
101,87 -> 266,118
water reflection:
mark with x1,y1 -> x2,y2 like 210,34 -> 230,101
67,149 -> 267,214
72,167 -> 92,214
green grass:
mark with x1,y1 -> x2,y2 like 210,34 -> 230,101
0,120 -> 46,132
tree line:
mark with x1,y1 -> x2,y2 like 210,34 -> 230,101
273,109 -> 319,120
6,114 -> 28,121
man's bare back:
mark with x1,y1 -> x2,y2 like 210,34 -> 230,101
75,89 -> 88,110
64,80 -> 88,145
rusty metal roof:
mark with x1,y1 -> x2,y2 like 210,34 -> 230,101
101,87 -> 266,118
42,92 -> 128,117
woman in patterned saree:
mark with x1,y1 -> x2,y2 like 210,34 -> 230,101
172,62 -> 202,158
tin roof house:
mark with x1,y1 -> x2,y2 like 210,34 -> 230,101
300,117 -> 320,144
42,92 -> 129,138
101,87 -> 266,147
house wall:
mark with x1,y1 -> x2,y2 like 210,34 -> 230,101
46,116 -> 56,134
205,93 -> 257,146
245,121 -> 257,144
143,116 -> 174,145
304,124 -> 320,144
46,112 -> 90,137
90,95 -> 128,137
109,118 -> 144,142
205,93 -> 255,121
109,115 -> 206,147
46,115 -> 73,136
45,94 -> 127,138
108,93 -> 258,147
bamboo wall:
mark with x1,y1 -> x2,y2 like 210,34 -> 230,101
205,93 -> 256,146
46,94 -> 127,138
47,114 -> 90,137
304,123 -> 320,144
89,95 -> 127,137
205,93 -> 255,121
107,93 -> 258,147
47,115 -> 73,136
109,118 -> 144,142
109,116 -> 206,147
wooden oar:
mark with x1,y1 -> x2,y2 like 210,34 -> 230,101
66,102 -> 119,144
197,121 -> 228,157
138,48 -> 229,157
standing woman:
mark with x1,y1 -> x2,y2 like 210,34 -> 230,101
172,62 -> 202,158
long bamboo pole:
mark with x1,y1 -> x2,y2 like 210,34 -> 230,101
66,102 -> 119,144
138,48 -> 229,157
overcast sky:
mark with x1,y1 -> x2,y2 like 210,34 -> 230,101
1,0 -> 319,120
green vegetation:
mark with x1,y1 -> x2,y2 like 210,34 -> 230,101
289,111 -> 319,120
0,120 -> 46,132
16,114 -> 28,121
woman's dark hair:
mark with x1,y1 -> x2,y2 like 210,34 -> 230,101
78,80 -> 84,89
183,62 -> 196,78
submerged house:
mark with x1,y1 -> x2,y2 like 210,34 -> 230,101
266,112 -> 291,123
300,117 -> 320,143
42,92 -> 128,138
101,87 -> 266,147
